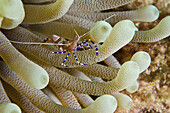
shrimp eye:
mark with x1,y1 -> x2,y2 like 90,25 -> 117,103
44,38 -> 48,42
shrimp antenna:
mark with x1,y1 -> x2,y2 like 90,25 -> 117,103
74,29 -> 80,40
10,40 -> 69,46
104,14 -> 116,21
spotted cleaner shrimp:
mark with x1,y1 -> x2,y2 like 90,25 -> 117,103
10,14 -> 115,67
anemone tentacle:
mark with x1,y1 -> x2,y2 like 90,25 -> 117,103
37,61 -> 140,95
0,32 -> 49,89
0,103 -> 22,113
23,0 -> 74,24
0,80 -> 10,104
112,93 -> 133,110
69,0 -> 135,12
132,16 -> 170,42
0,0 -> 169,112
49,87 -> 82,109
29,22 -> 89,40
57,14 -> 95,29
3,20 -> 136,68
103,55 -> 121,68
42,86 -> 63,105
2,81 -> 44,113
12,50 -> 140,95
74,64 -> 119,79
64,68 -> 95,108
0,0 -> 25,29
22,0 -> 56,4
68,5 -> 159,25
0,61 -> 118,113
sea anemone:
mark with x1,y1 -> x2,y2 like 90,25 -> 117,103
0,0 -> 169,113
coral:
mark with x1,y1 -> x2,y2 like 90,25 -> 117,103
0,0 -> 169,113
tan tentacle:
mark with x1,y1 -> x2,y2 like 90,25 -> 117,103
69,0 -> 135,12
57,14 -> 94,29
86,76 -> 134,110
112,93 -> 133,110
132,16 -> 170,42
41,86 -> 62,105
18,50 -> 140,96
0,103 -> 21,113
49,87 -> 82,109
0,61 -> 80,112
0,32 -> 49,89
2,81 -> 44,113
103,55 -> 121,68
0,79 -> 10,104
37,60 -> 140,95
22,0 -> 56,4
23,0 -> 74,24
0,0 -> 25,29
68,5 -> 159,25
64,68 -> 94,108
67,67 -> 133,110
29,21 -> 88,40
125,51 -> 151,93
0,60 -> 118,113
74,64 -> 118,79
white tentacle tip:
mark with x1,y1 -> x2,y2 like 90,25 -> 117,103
85,95 -> 117,113
0,103 -> 22,113
131,51 -> 151,73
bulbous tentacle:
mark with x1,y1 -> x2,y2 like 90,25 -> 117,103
74,64 -> 118,79
69,0 -> 135,12
2,81 -> 44,113
68,5 -> 159,25
125,51 -> 151,93
0,103 -> 21,113
112,93 -> 133,110
132,16 -> 170,42
23,0 -> 74,24
0,80 -> 10,104
42,86 -> 62,105
0,0 -> 25,29
0,32 -> 49,89
39,60 -> 140,95
64,68 -> 94,108
18,50 -> 140,96
0,61 -> 118,113
126,81 -> 139,93
49,86 -> 82,109
103,55 -> 121,68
